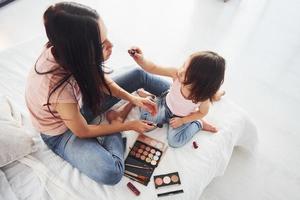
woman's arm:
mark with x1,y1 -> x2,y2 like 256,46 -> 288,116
129,47 -> 178,79
104,75 -> 157,115
55,103 -> 153,138
169,100 -> 210,128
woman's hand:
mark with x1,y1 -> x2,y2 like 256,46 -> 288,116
130,95 -> 157,116
127,120 -> 155,133
170,117 -> 184,129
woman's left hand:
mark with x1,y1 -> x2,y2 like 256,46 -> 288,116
131,96 -> 157,116
170,117 -> 184,128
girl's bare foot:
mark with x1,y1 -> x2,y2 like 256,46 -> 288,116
200,119 -> 218,133
106,102 -> 134,124
212,90 -> 225,101
137,88 -> 156,100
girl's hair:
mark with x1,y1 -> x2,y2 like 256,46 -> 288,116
36,2 -> 111,116
183,51 -> 225,103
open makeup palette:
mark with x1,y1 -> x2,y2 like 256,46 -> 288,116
124,134 -> 167,186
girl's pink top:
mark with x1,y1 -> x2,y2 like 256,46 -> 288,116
25,47 -> 82,135
166,79 -> 200,116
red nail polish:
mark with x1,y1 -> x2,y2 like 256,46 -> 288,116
193,141 -> 198,149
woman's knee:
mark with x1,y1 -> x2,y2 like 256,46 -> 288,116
90,161 -> 125,185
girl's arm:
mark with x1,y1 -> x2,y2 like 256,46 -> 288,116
129,47 -> 177,79
169,100 -> 210,128
55,103 -> 153,138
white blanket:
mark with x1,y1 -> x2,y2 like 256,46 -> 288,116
0,37 -> 258,200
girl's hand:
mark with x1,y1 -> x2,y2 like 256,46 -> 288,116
128,46 -> 146,66
130,95 -> 157,116
127,120 -> 154,133
170,117 -> 184,129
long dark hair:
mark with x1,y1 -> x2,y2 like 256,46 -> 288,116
35,2 -> 111,116
183,51 -> 225,103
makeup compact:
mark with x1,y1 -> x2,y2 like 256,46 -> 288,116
153,172 -> 184,197
124,134 -> 167,186
154,172 -> 181,188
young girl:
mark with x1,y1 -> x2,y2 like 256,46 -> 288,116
128,47 -> 226,148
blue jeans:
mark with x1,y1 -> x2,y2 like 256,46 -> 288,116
41,68 -> 170,185
140,94 -> 202,148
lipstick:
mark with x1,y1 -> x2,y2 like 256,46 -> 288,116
127,182 -> 140,196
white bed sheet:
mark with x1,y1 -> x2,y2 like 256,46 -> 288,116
0,37 -> 258,200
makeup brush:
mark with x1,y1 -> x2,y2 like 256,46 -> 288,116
125,163 -> 153,170
125,170 -> 147,181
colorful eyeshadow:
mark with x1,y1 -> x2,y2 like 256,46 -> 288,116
171,175 -> 179,183
148,153 -> 153,158
138,149 -> 143,154
163,176 -> 171,184
154,177 -> 163,186
153,155 -> 159,161
153,172 -> 181,189
133,146 -> 138,151
125,135 -> 165,186
151,160 -> 157,166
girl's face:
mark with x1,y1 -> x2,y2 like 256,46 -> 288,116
177,57 -> 191,83
98,18 -> 113,61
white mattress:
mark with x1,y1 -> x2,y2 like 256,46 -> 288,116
0,37 -> 258,200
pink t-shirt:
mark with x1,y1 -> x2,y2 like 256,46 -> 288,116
25,47 -> 82,135
166,79 -> 201,116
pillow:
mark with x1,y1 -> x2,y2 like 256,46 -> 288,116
0,96 -> 37,167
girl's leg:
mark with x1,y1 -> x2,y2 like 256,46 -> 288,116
167,121 -> 202,148
140,96 -> 168,126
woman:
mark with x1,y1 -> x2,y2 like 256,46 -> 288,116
25,2 -> 170,185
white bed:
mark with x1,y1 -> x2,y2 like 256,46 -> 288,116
0,37 -> 258,200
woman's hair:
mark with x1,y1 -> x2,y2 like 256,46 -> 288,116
36,2 -> 111,116
183,51 -> 225,103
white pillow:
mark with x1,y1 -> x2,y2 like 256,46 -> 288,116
0,96 -> 37,167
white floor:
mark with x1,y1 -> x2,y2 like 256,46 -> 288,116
1,0 -> 300,199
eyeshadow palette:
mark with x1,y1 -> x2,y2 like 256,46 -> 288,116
124,134 -> 167,186
129,140 -> 162,167
154,172 -> 181,188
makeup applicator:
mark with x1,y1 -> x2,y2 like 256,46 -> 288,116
128,49 -> 137,56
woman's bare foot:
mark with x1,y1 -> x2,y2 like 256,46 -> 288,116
106,102 -> 134,124
137,88 -> 156,100
201,119 -> 218,133
212,90 -> 225,101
